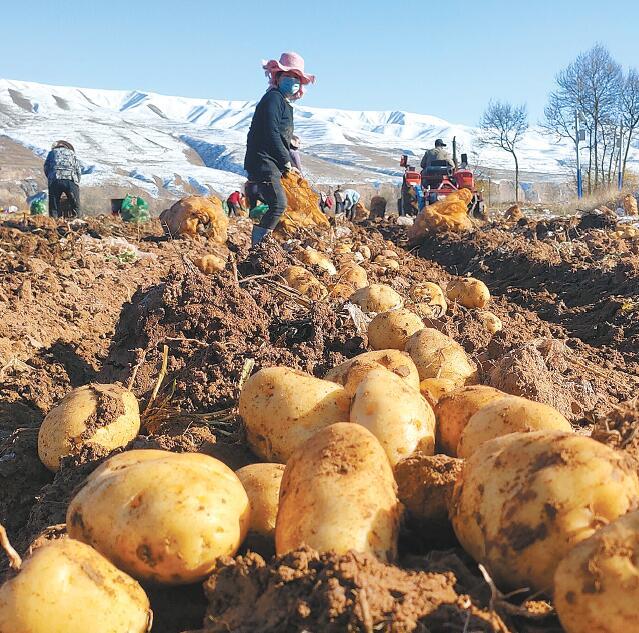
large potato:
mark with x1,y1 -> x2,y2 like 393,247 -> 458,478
435,385 -> 506,456
451,431 -> 639,593
446,277 -> 490,309
554,510 -> 639,633
476,310 -> 502,334
239,367 -> 350,462
408,282 -> 447,318
349,284 -> 403,313
275,423 -> 400,561
281,266 -> 327,300
235,463 -> 285,543
350,368 -> 436,467
67,450 -> 250,585
405,328 -> 477,384
298,247 -> 337,275
0,539 -> 151,633
193,253 -> 226,275
38,383 -> 140,472
457,395 -> 572,458
367,308 -> 424,351
338,263 -> 368,289
324,349 -> 420,396
419,378 -> 459,407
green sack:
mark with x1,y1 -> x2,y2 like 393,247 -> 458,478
30,200 -> 47,216
120,195 -> 150,223
249,203 -> 269,220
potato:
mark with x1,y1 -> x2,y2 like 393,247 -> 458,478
0,539 -> 151,633
281,264 -> 313,285
338,263 -> 368,289
67,449 -> 249,584
239,367 -> 350,461
334,243 -> 352,255
419,378 -> 458,407
38,383 -> 140,472
451,431 -> 639,592
299,247 -> 337,275
350,368 -> 436,467
275,422 -> 400,561
324,349 -> 420,396
193,253 -> 226,275
408,282 -> 447,318
328,281 -> 357,300
368,308 -> 424,351
349,283 -> 404,313
357,245 -> 372,259
554,510 -> 639,633
296,279 -> 328,300
435,385 -> 506,456
374,256 -> 400,270
281,266 -> 327,299
235,463 -> 285,545
405,328 -> 477,384
457,395 -> 572,458
446,277 -> 490,309
476,310 -> 502,334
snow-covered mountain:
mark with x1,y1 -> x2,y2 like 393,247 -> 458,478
0,78 -> 610,200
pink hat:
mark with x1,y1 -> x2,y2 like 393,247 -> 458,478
262,52 -> 315,85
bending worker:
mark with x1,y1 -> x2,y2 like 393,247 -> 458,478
343,188 -> 361,221
420,138 -> 455,170
244,52 -> 315,246
43,140 -> 82,217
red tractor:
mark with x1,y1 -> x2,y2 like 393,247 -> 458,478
399,145 -> 485,218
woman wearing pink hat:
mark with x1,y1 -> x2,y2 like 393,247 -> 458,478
244,52 -> 315,246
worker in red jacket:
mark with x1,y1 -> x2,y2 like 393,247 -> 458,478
227,190 -> 245,216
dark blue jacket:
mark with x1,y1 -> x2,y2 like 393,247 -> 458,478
244,89 -> 294,178
44,147 -> 81,185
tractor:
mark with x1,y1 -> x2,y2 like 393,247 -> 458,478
399,140 -> 485,219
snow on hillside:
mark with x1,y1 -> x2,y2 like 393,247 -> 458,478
0,78 -> 607,199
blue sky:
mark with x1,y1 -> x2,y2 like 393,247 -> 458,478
2,0 -> 639,125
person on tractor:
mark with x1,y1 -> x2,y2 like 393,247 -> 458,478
420,139 -> 455,170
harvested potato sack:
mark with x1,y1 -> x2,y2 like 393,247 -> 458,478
368,308 -> 424,351
160,195 -> 228,242
408,282 -> 447,318
435,385 -> 506,456
349,284 -> 403,313
554,510 -> 639,633
0,539 -> 151,633
239,367 -> 350,462
451,431 -> 639,593
67,450 -> 250,585
324,349 -> 420,395
446,277 -> 490,309
298,247 -> 337,275
457,395 -> 572,458
419,378 -> 459,407
476,310 -> 502,334
235,463 -> 285,547
38,383 -> 140,472
276,422 -> 400,561
405,328 -> 477,384
193,253 -> 226,275
350,368 -> 436,467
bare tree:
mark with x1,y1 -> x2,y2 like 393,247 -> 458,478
621,68 -> 639,179
477,101 -> 528,202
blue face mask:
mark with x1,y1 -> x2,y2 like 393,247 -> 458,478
278,76 -> 301,97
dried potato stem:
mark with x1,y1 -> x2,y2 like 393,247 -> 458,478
0,523 -> 22,570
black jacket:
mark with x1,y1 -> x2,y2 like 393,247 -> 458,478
244,89 -> 294,178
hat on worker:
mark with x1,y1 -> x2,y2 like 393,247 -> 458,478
263,52 -> 315,85
435,139 -> 446,147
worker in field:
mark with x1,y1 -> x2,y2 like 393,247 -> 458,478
343,188 -> 361,221
333,186 -> 344,215
226,190 -> 246,216
420,138 -> 455,170
289,135 -> 303,173
43,140 -> 82,218
244,52 -> 315,246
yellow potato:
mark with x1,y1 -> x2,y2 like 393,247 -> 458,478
419,378 -> 459,407
554,510 -> 639,633
275,422 -> 400,561
405,328 -> 477,384
298,247 -> 337,275
193,253 -> 226,275
235,463 -> 285,542
373,256 -> 400,270
435,385 -> 506,456
357,244 -> 372,259
324,349 -> 420,396
296,279 -> 328,300
476,310 -> 502,334
367,308 -> 424,351
67,449 -> 249,585
451,431 -> 639,593
409,282 -> 447,318
281,266 -> 328,299
350,368 -> 436,467
349,283 -> 404,313
457,395 -> 572,458
239,367 -> 350,462
338,263 -> 368,289
446,277 -> 490,309
0,539 -> 151,633
334,243 -> 352,254
38,383 -> 140,472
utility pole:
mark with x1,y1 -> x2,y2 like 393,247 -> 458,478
575,110 -> 583,199
618,119 -> 624,191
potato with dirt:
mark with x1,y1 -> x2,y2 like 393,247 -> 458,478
419,378 -> 459,407
457,395 -> 572,458
367,308 -> 425,351
0,539 -> 152,633
66,449 -> 250,585
276,422 -> 400,561
408,282 -> 447,318
193,253 -> 226,275
451,431 -> 639,593
446,277 -> 490,309
37,383 -> 140,472
476,310 -> 502,334
435,385 -> 506,456
349,283 -> 403,313
554,510 -> 639,633
298,247 -> 337,275
337,262 -> 368,289
350,368 -> 436,467
405,328 -> 477,385
239,367 -> 350,462
324,349 -> 421,395
281,265 -> 328,300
